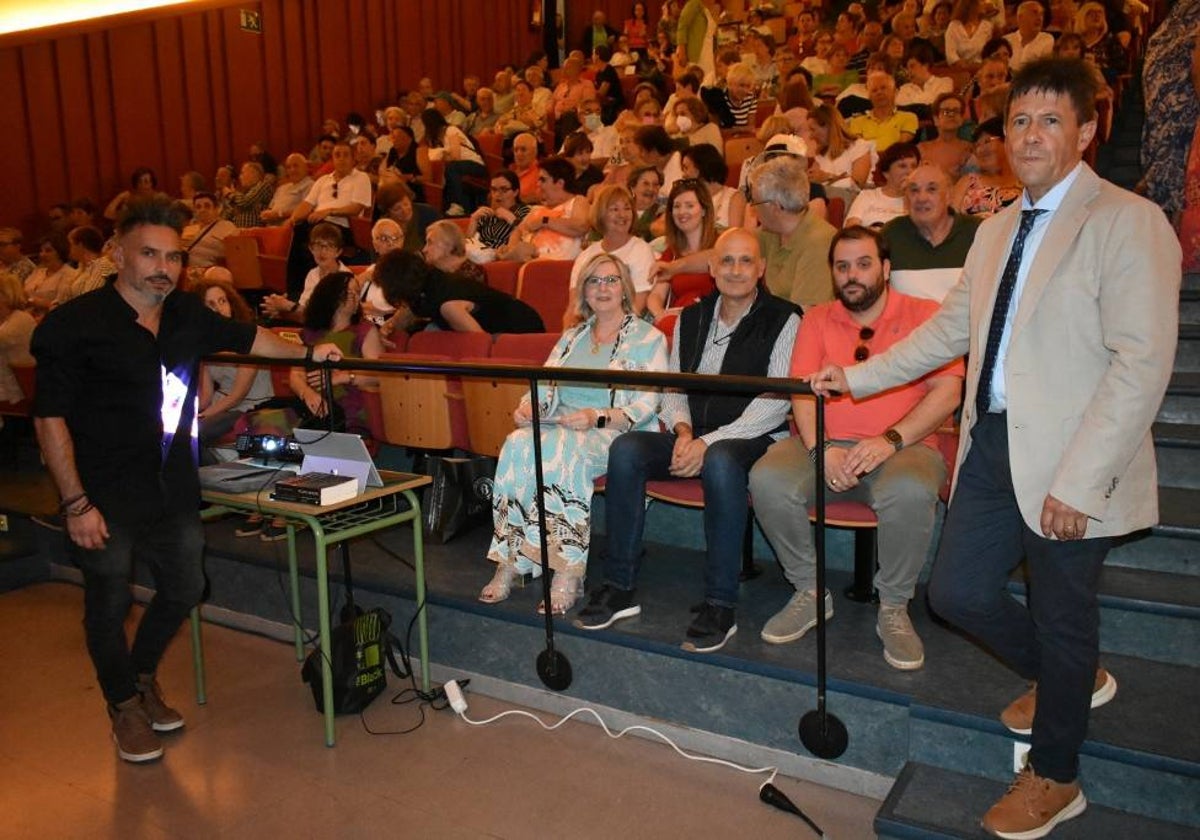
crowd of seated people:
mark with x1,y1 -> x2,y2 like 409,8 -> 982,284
5,0 -> 1182,643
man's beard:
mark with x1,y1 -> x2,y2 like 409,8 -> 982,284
836,276 -> 885,312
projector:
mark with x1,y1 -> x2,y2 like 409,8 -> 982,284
234,433 -> 304,463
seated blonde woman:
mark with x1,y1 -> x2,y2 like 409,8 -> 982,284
0,271 -> 35,407
480,253 -> 669,615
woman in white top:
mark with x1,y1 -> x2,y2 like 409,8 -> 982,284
0,271 -> 35,406
565,184 -> 656,327
945,0 -> 995,67
24,233 -> 77,318
807,104 -> 873,193
422,110 -> 488,217
500,156 -> 592,263
844,142 -> 921,229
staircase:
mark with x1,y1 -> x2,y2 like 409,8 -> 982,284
876,78 -> 1200,838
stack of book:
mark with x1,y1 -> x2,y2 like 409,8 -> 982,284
272,472 -> 359,506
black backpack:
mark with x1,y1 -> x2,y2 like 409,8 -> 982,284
301,607 -> 408,715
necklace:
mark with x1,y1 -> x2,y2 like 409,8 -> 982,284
590,321 -> 620,353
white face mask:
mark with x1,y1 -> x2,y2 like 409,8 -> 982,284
675,115 -> 694,134
583,113 -> 603,132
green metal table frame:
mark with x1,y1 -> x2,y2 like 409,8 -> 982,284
193,471 -> 431,746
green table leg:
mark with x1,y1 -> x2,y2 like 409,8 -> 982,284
311,523 -> 336,747
287,524 -> 304,661
190,606 -> 207,705
408,491 -> 431,692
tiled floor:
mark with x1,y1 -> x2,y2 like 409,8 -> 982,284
0,582 -> 881,839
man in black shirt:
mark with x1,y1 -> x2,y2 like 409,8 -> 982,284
31,197 -> 342,763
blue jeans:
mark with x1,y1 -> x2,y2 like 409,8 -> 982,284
601,431 -> 772,608
444,160 -> 488,212
72,509 -> 207,705
928,413 -> 1111,783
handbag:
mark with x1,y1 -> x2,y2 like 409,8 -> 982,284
420,454 -> 496,544
300,607 -> 408,715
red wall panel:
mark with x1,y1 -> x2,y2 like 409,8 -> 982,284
0,0 -> 546,237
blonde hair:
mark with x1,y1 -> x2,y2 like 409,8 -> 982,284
726,62 -> 756,86
757,115 -> 793,143
0,270 -> 25,309
573,253 -> 635,319
589,185 -> 635,236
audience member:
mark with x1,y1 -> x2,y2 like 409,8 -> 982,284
627,166 -> 664,240
848,71 -> 919,153
422,220 -> 486,285
883,161 -> 981,301
24,232 -> 77,317
951,117 -> 1023,217
645,178 -> 718,317
898,41 -> 954,107
481,252 -> 668,614
945,0 -> 994,67
751,225 -> 962,666
375,181 -> 428,253
1075,1 -> 1130,82
181,192 -> 237,273
463,88 -> 500,136
422,110 -> 487,216
260,153 -> 314,225
355,219 -> 403,329
918,93 -> 974,180
261,222 -> 348,322
1005,1 -> 1055,69
808,104 -> 874,193
221,162 -> 274,228
709,62 -> 759,129
563,133 -> 606,196
511,132 -> 543,200
0,228 -> 35,283
468,170 -> 531,251
103,167 -> 161,223
577,228 -> 800,652
59,226 -> 115,303
676,0 -> 719,84
582,9 -> 618,54
500,157 -> 591,263
495,80 -> 549,137
567,184 -> 656,325
0,271 -> 35,406
846,142 -> 921,228
679,143 -> 745,228
376,249 -> 544,334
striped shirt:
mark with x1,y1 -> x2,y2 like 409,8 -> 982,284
659,293 -> 798,445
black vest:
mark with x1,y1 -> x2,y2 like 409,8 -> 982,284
677,290 -> 800,437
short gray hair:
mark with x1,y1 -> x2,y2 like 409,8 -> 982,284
748,156 -> 810,214
427,220 -> 466,257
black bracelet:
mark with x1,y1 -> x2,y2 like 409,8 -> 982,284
304,345 -> 314,365
59,492 -> 87,513
65,501 -> 94,518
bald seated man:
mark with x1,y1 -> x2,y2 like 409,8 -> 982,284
577,228 -> 802,653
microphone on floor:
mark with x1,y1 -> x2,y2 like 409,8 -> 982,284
759,782 -> 825,837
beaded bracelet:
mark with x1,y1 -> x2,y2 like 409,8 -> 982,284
65,501 -> 95,518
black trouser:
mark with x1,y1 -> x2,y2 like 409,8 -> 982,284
928,412 -> 1110,783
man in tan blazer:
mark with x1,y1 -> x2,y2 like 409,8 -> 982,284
812,58 -> 1181,839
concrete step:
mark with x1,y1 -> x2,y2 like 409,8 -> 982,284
1186,273 -> 1200,292
1176,324 -> 1200,372
1181,288 -> 1200,324
1109,530 -> 1200,575
875,763 -> 1196,839
1008,566 -> 1200,667
904,651 -> 1200,827
1157,373 -> 1200,424
1155,486 -> 1200,541
1155,422 -> 1200,488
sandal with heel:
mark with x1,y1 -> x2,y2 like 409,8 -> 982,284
478,563 -> 541,604
537,573 -> 584,616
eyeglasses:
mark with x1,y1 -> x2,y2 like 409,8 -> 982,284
373,234 -> 401,245
490,185 -> 513,193
584,275 -> 622,288
310,242 -> 339,253
937,107 -> 963,116
854,326 -> 875,362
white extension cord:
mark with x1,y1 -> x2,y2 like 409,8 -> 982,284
440,681 -> 826,836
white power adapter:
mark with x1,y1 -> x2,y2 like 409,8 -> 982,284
443,679 -> 468,714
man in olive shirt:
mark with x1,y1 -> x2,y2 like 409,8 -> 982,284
748,156 -> 837,309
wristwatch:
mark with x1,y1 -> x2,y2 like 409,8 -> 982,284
541,215 -> 550,228
596,412 -> 608,429
883,428 -> 904,452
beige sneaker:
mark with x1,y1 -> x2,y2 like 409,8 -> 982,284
1000,668 -> 1117,735
136,674 -> 185,732
109,695 -> 164,763
760,590 -> 833,644
876,604 -> 924,670
982,766 -> 1086,839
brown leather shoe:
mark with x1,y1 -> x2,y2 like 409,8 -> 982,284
1000,668 -> 1116,735
109,695 -> 164,763
982,767 -> 1086,839
136,674 -> 185,732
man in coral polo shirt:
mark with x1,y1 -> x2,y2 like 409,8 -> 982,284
749,225 -> 963,670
